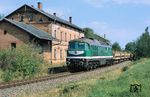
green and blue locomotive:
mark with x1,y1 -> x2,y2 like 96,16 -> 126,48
66,38 -> 113,71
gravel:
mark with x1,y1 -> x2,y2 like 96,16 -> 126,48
0,61 -> 131,97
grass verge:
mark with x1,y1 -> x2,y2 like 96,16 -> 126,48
20,59 -> 150,97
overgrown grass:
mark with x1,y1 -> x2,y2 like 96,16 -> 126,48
20,58 -> 150,97
88,58 -> 150,97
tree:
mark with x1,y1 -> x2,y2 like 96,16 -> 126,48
112,42 -> 121,51
136,27 -> 150,57
125,42 -> 136,53
83,28 -> 109,43
83,28 -> 94,39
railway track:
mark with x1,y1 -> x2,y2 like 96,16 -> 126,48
0,72 -> 74,89
0,61 -> 131,97
0,61 -> 129,90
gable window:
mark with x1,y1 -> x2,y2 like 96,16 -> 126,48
11,43 -> 16,49
29,15 -> 33,22
4,30 -> 7,35
19,15 -> 24,22
54,30 -> 57,38
39,17 -> 43,22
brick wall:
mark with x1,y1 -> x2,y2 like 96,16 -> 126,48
0,21 -> 30,49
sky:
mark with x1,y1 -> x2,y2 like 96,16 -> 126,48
0,0 -> 150,48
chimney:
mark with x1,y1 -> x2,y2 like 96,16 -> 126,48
38,2 -> 42,10
104,34 -> 106,38
69,17 -> 72,23
31,5 -> 34,7
53,13 -> 56,16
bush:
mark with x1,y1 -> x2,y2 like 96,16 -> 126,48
2,70 -> 14,82
122,66 -> 129,72
0,44 -> 44,81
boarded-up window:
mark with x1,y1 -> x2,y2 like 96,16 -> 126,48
11,43 -> 16,49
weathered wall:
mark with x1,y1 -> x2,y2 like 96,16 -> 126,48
0,21 -> 30,49
4,5 -> 85,64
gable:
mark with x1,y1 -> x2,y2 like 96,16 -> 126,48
6,4 -> 50,24
6,4 -> 83,31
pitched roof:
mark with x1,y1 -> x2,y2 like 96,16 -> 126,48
6,4 -> 83,31
1,18 -> 56,41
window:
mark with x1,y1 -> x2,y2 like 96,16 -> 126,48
4,30 -> 7,35
70,34 -> 71,40
39,17 -> 43,22
29,15 -> 33,21
19,15 -> 24,22
65,33 -> 67,42
60,32 -> 63,41
54,49 -> 57,59
74,35 -> 76,39
65,49 -> 67,58
78,42 -> 85,49
69,42 -> 76,49
38,44 -> 44,54
11,43 -> 16,49
54,30 -> 57,38
60,49 -> 63,59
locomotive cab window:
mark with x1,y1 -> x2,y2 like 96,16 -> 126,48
69,42 -> 76,49
78,42 -> 85,49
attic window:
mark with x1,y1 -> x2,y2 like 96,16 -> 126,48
39,17 -> 43,22
19,15 -> 24,22
29,15 -> 33,22
4,30 -> 7,35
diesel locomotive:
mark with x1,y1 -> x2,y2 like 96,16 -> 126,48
66,38 -> 133,71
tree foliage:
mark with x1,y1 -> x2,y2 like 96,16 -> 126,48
125,27 -> 150,58
125,42 -> 136,53
136,27 -> 150,57
112,42 -> 121,51
83,28 -> 109,43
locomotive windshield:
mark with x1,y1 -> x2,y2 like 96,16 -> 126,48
69,42 -> 87,50
78,42 -> 85,49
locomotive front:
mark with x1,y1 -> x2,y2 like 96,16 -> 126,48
66,41 -> 90,70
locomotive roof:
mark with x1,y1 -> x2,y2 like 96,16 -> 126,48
70,38 -> 111,47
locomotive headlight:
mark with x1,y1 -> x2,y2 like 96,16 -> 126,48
66,61 -> 70,65
82,59 -> 86,61
66,58 -> 70,61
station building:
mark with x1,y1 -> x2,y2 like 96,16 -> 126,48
0,2 -> 84,64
